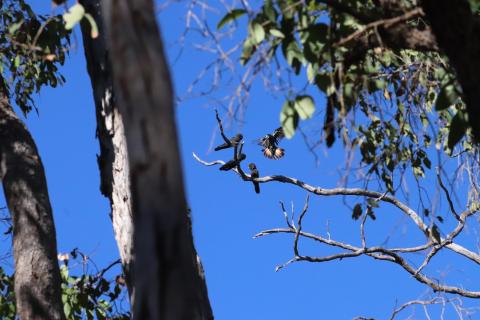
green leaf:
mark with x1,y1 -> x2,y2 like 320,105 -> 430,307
381,51 -> 392,66
447,111 -> 467,150
280,100 -> 299,138
435,85 -> 457,111
60,264 -> 69,279
84,13 -> 99,39
250,22 -> 265,44
95,308 -> 107,320
217,9 -> 247,30
294,95 -> 315,120
326,83 -> 336,96
240,38 -> 256,65
8,20 -> 23,34
269,29 -> 285,38
263,1 -> 277,22
63,3 -> 85,30
14,56 -> 20,68
63,303 -> 72,319
282,37 -> 303,74
468,0 -> 480,13
307,64 -> 316,83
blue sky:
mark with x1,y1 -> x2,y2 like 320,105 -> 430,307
0,1 -> 479,319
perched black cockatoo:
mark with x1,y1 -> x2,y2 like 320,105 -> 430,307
214,133 -> 243,151
258,127 -> 285,159
248,163 -> 260,194
219,153 -> 246,171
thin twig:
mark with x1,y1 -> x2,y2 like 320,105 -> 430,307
389,298 -> 444,320
437,168 -> 460,220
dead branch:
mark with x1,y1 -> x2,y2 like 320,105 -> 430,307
254,197 -> 480,298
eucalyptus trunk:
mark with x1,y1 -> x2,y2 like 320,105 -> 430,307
0,81 -> 65,320
79,0 -> 135,305
101,1 -> 213,319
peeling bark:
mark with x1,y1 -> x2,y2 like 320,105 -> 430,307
101,1 -> 213,319
0,82 -> 65,320
79,0 -> 135,305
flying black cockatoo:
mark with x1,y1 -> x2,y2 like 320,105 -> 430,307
248,163 -> 260,194
214,133 -> 243,151
219,153 -> 246,171
258,127 -> 285,159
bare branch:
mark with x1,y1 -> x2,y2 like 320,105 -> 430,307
437,168 -> 460,220
360,210 -> 368,248
194,153 -> 480,265
258,228 -> 480,298
293,194 -> 310,258
279,201 -> 293,229
389,298 -> 445,320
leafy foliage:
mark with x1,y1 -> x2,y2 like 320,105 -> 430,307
217,0 -> 477,195
0,250 -> 130,320
0,0 -> 71,115
0,267 -> 15,319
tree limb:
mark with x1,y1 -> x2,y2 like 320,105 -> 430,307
194,153 -> 480,266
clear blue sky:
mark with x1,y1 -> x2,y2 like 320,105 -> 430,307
0,1 -> 479,319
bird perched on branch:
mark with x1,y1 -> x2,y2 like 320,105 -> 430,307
258,127 -> 285,159
214,133 -> 243,151
248,163 -> 260,194
219,153 -> 246,171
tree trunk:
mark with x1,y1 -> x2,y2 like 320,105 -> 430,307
79,0 -> 135,305
0,82 -> 65,320
101,1 -> 213,319
421,0 -> 480,141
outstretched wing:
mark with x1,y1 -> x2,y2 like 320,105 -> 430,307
272,127 -> 285,141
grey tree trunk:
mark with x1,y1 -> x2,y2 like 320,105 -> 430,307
101,1 -> 213,319
0,82 -> 65,320
79,0 -> 135,305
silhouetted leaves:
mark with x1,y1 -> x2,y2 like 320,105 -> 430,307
217,9 -> 247,30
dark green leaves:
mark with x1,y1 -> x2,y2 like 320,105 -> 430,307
302,23 -> 328,63
217,9 -> 247,30
468,0 -> 480,13
435,85 -> 458,111
1,2 -> 71,115
281,37 -> 303,74
448,111 -> 468,150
